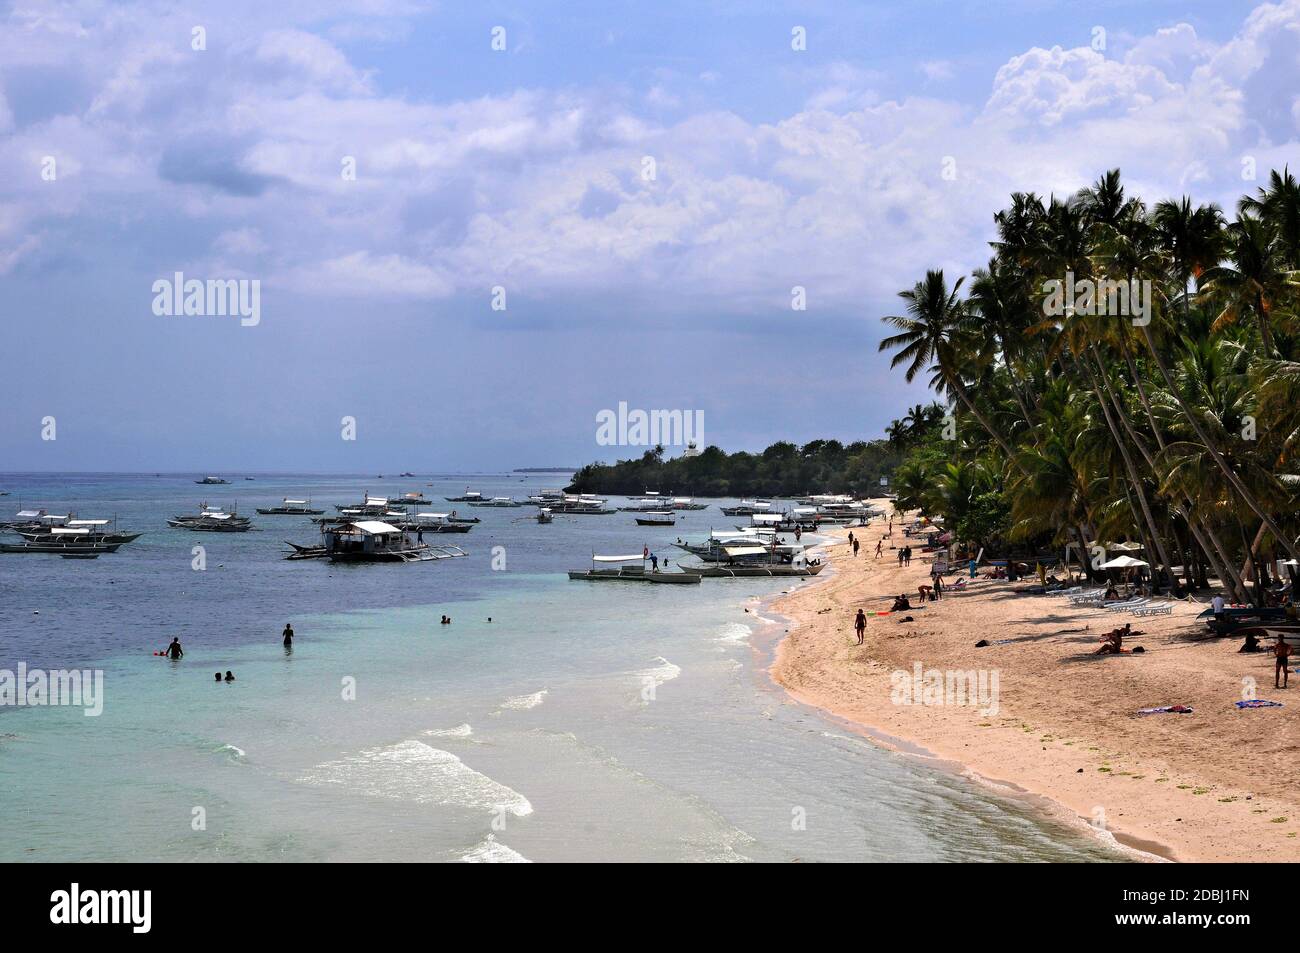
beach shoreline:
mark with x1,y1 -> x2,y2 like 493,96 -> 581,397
767,512 -> 1300,863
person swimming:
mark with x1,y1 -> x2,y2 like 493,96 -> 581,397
214,672 -> 222,682
224,671 -> 235,682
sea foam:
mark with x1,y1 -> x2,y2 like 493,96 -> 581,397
460,833 -> 531,863
423,723 -> 473,738
498,690 -> 548,711
635,656 -> 681,687
298,740 -> 533,816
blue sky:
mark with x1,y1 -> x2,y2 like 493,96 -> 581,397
1,0 -> 1297,471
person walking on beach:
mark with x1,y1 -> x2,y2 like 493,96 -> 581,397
1276,634 -> 1292,689
904,546 -> 912,566
897,548 -> 905,567
854,609 -> 866,645
848,531 -> 855,549
875,539 -> 883,558
852,537 -> 860,557
282,623 -> 294,647
165,637 -> 183,660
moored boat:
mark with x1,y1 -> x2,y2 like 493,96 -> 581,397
634,511 -> 676,526
568,553 -> 701,584
256,498 -> 325,515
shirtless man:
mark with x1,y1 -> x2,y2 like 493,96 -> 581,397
1276,634 -> 1293,689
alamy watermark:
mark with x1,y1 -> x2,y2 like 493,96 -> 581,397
1042,270 -> 1151,327
890,663 -> 1000,716
596,401 -> 703,448
152,272 -> 261,327
1,663 -> 104,716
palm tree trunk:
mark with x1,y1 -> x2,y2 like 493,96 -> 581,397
1080,347 -> 1176,586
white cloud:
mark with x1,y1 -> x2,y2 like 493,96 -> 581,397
3,1 -> 1300,310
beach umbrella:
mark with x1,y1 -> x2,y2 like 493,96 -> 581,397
1106,541 -> 1144,552
1098,555 -> 1149,569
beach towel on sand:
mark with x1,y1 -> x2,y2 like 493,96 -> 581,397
1234,699 -> 1283,709
1137,705 -> 1193,716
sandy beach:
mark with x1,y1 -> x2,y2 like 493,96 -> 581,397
771,509 -> 1300,862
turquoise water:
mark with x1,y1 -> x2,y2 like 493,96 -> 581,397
0,474 -> 1123,861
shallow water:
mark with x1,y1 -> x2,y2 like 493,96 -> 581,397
0,473 -> 1123,862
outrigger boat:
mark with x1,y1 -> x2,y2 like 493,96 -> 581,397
1,531 -> 122,555
719,500 -> 773,516
334,495 -> 392,516
547,495 -> 616,514
634,511 -> 676,526
17,518 -> 141,545
286,520 -> 468,563
670,497 -> 709,511
536,508 -> 554,524
467,496 -> 522,508
681,549 -> 825,577
568,553 -> 700,584
445,489 -> 484,503
195,476 -> 230,485
168,505 -> 253,532
388,512 -> 473,534
256,498 -> 325,516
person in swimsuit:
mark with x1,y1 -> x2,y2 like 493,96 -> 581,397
1276,634 -> 1292,689
166,637 -> 183,660
853,609 -> 866,645
282,623 -> 294,647
224,671 -> 235,682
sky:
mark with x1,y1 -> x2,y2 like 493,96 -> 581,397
1,0 -> 1298,471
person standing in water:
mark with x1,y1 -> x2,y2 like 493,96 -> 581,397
166,637 -> 183,660
282,623 -> 294,647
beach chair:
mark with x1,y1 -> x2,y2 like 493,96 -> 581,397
1068,588 -> 1104,604
1103,598 -> 1149,613
1132,602 -> 1173,617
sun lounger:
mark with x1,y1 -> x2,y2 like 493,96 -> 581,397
1103,598 -> 1149,612
1068,588 -> 1105,604
1131,602 -> 1172,617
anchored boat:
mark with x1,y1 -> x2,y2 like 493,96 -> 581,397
568,553 -> 700,584
256,498 -> 325,515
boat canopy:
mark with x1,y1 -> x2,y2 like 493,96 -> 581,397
52,527 -> 90,535
416,512 -> 450,519
593,554 -> 645,563
363,497 -> 388,506
349,520 -> 402,534
752,514 -> 784,524
283,499 -> 309,505
15,510 -> 43,518
67,519 -> 110,526
724,545 -> 768,557
792,507 -> 818,515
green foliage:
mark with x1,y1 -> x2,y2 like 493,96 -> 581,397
567,440 -> 901,497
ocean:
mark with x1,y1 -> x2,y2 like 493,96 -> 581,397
0,473 -> 1123,862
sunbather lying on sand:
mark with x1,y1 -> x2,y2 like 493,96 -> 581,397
1094,623 -> 1131,655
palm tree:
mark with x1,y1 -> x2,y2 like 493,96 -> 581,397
1240,166 -> 1300,268
879,270 -> 1020,465
1201,213 -> 1291,354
